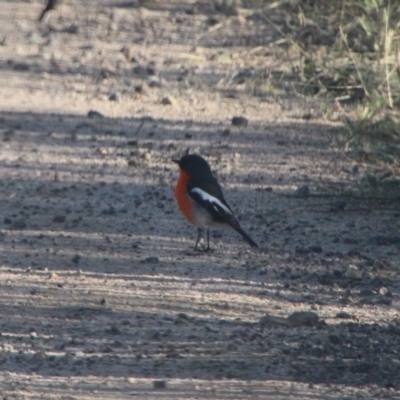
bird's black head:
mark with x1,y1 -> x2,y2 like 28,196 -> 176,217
173,154 -> 212,177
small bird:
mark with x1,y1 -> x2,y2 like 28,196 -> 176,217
38,0 -> 61,22
173,153 -> 258,251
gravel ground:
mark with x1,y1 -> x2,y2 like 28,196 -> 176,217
0,1 -> 399,399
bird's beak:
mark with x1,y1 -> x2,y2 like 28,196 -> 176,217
172,159 -> 180,164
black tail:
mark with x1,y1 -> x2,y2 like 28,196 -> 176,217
229,219 -> 258,249
239,228 -> 258,249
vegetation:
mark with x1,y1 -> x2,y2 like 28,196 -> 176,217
210,0 -> 400,164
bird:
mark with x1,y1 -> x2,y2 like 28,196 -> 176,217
173,153 -> 258,251
38,0 -> 61,22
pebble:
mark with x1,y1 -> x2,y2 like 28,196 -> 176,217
121,45 -> 135,61
379,287 -> 389,296
153,380 -> 167,389
49,272 -> 59,280
34,351 -> 47,359
287,311 -> 319,327
135,82 -> 150,94
205,324 -> 219,333
143,256 -> 159,263
53,215 -> 66,223
133,65 -> 147,76
87,110 -> 104,119
108,93 -> 120,102
72,254 -> 81,264
345,265 -> 363,280
148,76 -> 162,87
231,116 -> 248,127
294,185 -> 310,197
161,96 -> 175,105
336,311 -> 352,319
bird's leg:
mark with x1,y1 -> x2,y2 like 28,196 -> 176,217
205,229 -> 211,251
194,228 -> 203,251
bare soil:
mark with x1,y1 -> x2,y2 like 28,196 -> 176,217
0,1 -> 400,399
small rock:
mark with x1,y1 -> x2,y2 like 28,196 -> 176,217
109,93 -> 120,102
121,45 -> 135,62
87,110 -> 104,119
34,351 -> 47,359
294,185 -> 310,197
148,76 -> 162,88
374,296 -> 392,305
13,62 -> 30,71
63,24 -> 79,34
287,311 -> 319,326
336,311 -> 352,319
107,325 -> 121,335
133,65 -> 147,77
102,206 -> 117,215
53,215 -> 66,223
100,298 -> 106,305
309,245 -> 323,253
205,325 -> 219,333
222,128 -> 230,136
231,116 -> 248,127
146,62 -> 156,76
134,82 -> 150,95
72,254 -> 81,264
259,314 -> 290,327
153,380 -> 167,389
143,256 -> 159,263
143,152 -> 152,162
161,96 -> 175,105
295,246 -> 310,255
345,265 -> 363,280
97,147 -> 108,155
49,272 -> 59,280
379,287 -> 390,296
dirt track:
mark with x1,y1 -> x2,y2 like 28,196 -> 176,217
0,1 -> 399,399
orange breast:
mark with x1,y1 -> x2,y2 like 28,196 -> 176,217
175,170 -> 196,225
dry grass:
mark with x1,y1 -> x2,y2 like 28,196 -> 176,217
224,0 -> 400,163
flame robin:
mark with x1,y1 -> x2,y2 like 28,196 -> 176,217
173,153 -> 258,251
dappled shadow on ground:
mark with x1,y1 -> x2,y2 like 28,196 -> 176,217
0,2 -> 399,399
0,108 -> 399,400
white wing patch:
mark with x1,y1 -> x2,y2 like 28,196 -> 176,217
190,188 -> 233,215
